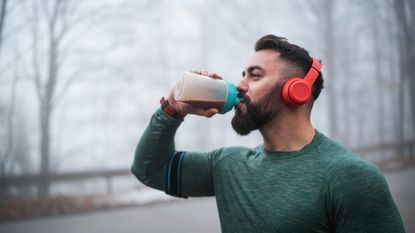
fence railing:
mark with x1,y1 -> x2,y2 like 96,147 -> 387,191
1,141 -> 414,197
353,140 -> 415,171
0,168 -> 132,197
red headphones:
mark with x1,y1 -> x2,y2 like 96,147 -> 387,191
281,57 -> 322,106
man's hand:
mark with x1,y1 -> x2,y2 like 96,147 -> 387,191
166,70 -> 223,118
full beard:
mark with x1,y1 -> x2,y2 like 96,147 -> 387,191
231,87 -> 280,136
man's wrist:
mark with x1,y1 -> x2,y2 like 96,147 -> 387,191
160,97 -> 185,119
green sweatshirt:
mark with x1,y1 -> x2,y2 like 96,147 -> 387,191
132,109 -> 406,233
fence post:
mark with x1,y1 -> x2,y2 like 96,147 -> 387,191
106,176 -> 112,195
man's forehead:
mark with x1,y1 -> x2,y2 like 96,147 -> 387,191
244,49 -> 281,71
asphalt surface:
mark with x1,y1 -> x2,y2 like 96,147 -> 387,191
384,168 -> 415,233
0,197 -> 221,233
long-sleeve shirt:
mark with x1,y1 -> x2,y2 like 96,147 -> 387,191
132,109 -> 406,233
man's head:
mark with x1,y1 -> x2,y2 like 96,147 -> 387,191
231,34 -> 324,136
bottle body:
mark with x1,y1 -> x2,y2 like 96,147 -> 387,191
174,72 -> 240,114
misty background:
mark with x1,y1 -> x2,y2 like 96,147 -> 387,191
0,0 -> 414,232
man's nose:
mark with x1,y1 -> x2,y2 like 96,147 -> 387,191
236,79 -> 248,93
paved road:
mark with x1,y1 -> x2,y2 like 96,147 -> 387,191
0,198 -> 221,233
1,168 -> 414,233
384,168 -> 415,233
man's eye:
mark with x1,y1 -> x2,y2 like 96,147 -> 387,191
251,73 -> 261,79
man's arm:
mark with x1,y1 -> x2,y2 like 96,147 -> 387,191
131,109 -> 182,191
132,71 -> 224,196
131,108 -> 223,197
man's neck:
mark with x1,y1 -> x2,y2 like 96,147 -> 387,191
260,111 -> 315,152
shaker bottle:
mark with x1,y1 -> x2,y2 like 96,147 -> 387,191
174,71 -> 240,114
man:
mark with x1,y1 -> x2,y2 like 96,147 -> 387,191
132,35 -> 405,232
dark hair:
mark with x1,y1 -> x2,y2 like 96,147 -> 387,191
255,34 -> 324,102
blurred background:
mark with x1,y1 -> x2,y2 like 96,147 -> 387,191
0,0 -> 414,232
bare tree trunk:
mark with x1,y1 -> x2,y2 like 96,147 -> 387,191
28,0 -> 76,197
394,0 -> 415,137
306,0 -> 338,139
382,1 -> 404,157
392,5 -> 407,155
323,0 -> 339,140
38,0 -> 62,197
341,39 -> 352,147
39,101 -> 52,197
368,0 -> 385,156
0,52 -> 17,178
303,0 -> 339,140
0,0 -> 7,56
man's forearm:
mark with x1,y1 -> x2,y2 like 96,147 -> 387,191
131,109 -> 183,191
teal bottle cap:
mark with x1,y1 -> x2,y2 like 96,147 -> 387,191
219,82 -> 240,114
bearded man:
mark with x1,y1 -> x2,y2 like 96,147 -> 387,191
131,35 -> 405,233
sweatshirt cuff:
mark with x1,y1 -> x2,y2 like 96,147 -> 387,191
153,108 -> 184,129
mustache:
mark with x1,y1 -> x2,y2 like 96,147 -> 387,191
238,93 -> 251,104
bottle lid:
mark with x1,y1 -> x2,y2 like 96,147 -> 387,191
219,82 -> 240,114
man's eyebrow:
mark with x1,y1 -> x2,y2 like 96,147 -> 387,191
247,66 -> 264,73
242,66 -> 265,76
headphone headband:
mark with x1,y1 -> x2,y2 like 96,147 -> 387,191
303,57 -> 322,86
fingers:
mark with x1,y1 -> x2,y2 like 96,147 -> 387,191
168,98 -> 219,118
191,70 -> 206,75
209,73 -> 223,80
190,70 -> 223,80
189,108 -> 219,118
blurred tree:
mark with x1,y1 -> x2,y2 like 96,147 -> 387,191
365,0 -> 387,153
0,53 -> 17,178
0,0 -> 7,56
394,0 -> 415,137
304,0 -> 339,140
0,0 -> 11,177
27,0 -> 82,197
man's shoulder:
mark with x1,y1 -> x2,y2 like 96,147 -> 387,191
317,138 -> 387,198
315,131 -> 381,179
315,131 -> 355,157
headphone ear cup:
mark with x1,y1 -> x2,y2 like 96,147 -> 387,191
281,78 -> 311,105
281,78 -> 300,105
